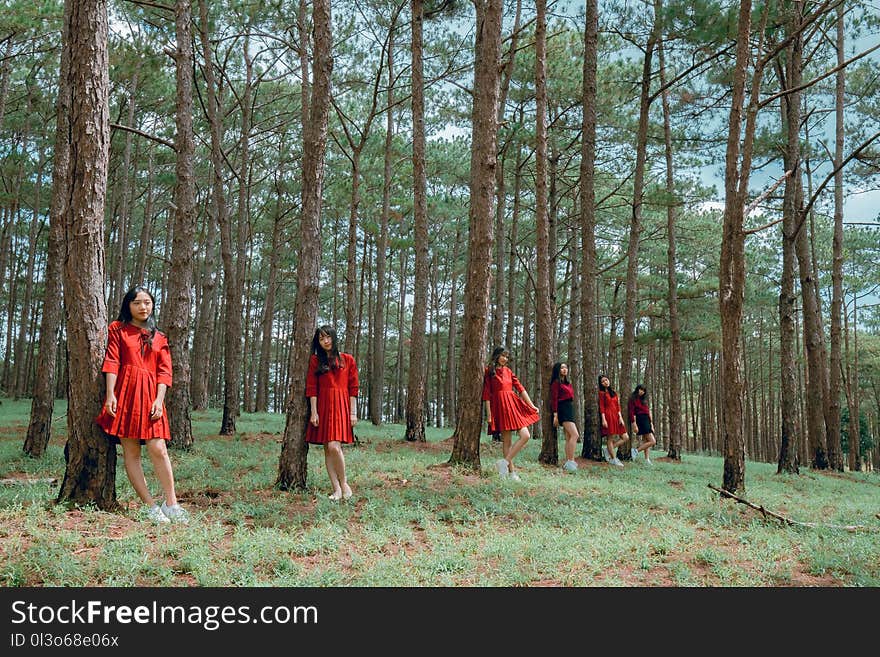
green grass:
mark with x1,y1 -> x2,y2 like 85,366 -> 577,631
0,397 -> 878,586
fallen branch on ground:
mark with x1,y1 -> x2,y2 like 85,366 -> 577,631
707,483 -> 877,532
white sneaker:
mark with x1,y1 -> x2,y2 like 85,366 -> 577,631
145,504 -> 170,524
496,459 -> 509,479
160,502 -> 190,524
631,448 -> 640,460
601,445 -> 610,461
563,460 -> 578,472
610,457 -> 624,467
508,471 -> 521,482
645,457 -> 653,465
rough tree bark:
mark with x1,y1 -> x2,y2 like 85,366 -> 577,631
404,0 -> 428,442
826,0 -> 846,471
164,0 -> 197,450
618,11 -> 660,460
56,0 -> 116,509
278,0 -> 333,489
579,0 -> 601,460
449,0 -> 503,469
535,0 -> 556,465
719,0 -> 762,493
658,29 -> 682,461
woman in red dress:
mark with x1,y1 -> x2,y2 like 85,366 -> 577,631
306,325 -> 359,500
482,346 -> 539,481
598,374 -> 628,467
96,286 -> 188,523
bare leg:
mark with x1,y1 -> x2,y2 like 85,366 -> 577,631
501,430 -> 512,460
145,439 -> 177,506
120,438 -> 154,506
324,444 -> 342,499
326,441 -> 350,499
637,432 -> 656,457
506,427 -> 531,470
562,421 -> 578,462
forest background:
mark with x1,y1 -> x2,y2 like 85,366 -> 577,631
0,0 -> 879,514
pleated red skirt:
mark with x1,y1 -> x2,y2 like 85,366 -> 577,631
96,365 -> 171,441
306,388 -> 354,444
490,391 -> 540,432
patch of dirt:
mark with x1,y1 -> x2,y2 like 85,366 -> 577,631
655,456 -> 682,464
668,480 -> 684,490
236,432 -> 281,443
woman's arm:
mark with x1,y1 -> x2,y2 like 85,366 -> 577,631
104,372 -> 118,416
151,383 -> 167,419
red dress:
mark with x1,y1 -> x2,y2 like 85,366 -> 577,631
482,366 -> 539,432
305,352 -> 359,445
599,390 -> 627,436
96,321 -> 172,441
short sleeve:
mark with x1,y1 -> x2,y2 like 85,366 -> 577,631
305,354 -> 319,397
101,322 -> 121,375
156,334 -> 173,387
347,354 -> 359,397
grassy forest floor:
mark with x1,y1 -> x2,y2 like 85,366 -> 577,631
0,398 -> 878,586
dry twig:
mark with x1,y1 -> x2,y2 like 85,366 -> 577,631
707,483 -> 877,532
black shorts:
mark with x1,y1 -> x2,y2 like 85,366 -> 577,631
635,413 -> 652,436
557,399 -> 575,424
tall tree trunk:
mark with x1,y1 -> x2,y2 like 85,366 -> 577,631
827,0 -> 846,471
14,146 -> 45,399
579,0 -> 600,460
219,32 -> 253,435
491,0 -> 522,348
164,0 -> 197,450
658,28 -> 682,460
193,0 -> 225,411
450,0 -> 503,469
535,0 -> 556,465
278,0 -> 333,489
56,0 -> 116,509
781,10 -> 827,471
371,12 -> 398,426
112,70 -> 138,298
846,294 -> 860,470
256,176 -> 285,413
24,12 -> 71,457
404,0 -> 428,443
619,9 -> 660,460
133,146 -> 155,286
719,0 -> 763,493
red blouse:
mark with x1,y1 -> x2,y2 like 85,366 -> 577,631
627,396 -> 651,422
549,380 -> 574,413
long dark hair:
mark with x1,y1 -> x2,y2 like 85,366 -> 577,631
488,346 -> 509,377
311,325 -> 343,374
597,374 -> 616,397
630,384 -> 648,403
550,362 -> 569,385
117,285 -> 158,349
